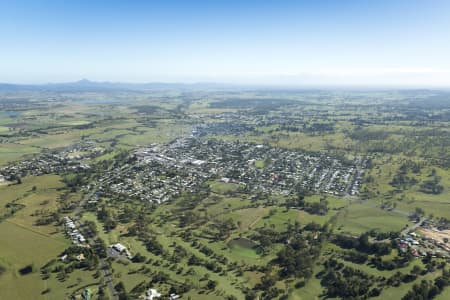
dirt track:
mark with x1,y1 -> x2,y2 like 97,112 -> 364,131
419,227 -> 450,244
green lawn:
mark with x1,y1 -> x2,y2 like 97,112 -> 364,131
209,180 -> 240,194
336,202 -> 409,235
0,143 -> 40,165
0,221 -> 69,300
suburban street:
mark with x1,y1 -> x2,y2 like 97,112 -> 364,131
73,182 -> 117,299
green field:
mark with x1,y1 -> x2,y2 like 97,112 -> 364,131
0,221 -> 69,299
336,202 -> 409,235
0,89 -> 449,299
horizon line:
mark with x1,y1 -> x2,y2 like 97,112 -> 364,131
1,79 -> 450,90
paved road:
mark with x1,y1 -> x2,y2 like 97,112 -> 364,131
72,164 -> 134,300
72,209 -> 118,300
73,189 -> 94,219
101,262 -> 117,300
73,164 -> 130,218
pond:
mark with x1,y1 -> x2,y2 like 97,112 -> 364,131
227,237 -> 263,258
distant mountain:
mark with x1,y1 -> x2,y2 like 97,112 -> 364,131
0,79 -> 235,92
0,83 -> 38,91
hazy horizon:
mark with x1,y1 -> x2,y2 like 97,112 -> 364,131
2,78 -> 450,90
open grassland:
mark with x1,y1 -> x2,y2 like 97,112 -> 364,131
82,209 -> 252,299
289,260 -> 326,300
376,268 -> 442,300
336,202 -> 409,235
0,221 -> 69,299
209,180 -> 240,194
364,154 -> 450,219
0,143 -> 40,166
399,167 -> 450,219
0,174 -> 98,299
212,131 -> 354,152
0,174 -> 63,218
254,206 -> 335,230
436,286 -> 450,300
0,90 -> 449,299
77,186 -> 347,298
117,122 -> 190,146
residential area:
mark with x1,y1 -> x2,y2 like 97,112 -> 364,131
400,220 -> 450,259
0,141 -> 104,179
92,137 -> 366,205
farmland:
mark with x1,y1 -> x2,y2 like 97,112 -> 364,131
0,88 -> 449,299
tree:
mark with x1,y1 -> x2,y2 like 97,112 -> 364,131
114,282 -> 126,293
207,280 -> 218,290
414,207 -> 425,218
131,252 -> 147,263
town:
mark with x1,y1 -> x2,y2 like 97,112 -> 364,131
0,141 -> 104,179
92,137 -> 366,205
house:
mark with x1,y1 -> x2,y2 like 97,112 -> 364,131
144,288 -> 161,300
191,159 -> 206,166
221,177 -> 231,183
111,243 -> 132,258
76,253 -> 85,261
399,243 -> 408,253
112,243 -> 127,253
78,235 -> 86,243
411,249 -> 420,257
170,293 -> 181,300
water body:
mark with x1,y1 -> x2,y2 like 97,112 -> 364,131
228,237 -> 263,258
0,111 -> 21,117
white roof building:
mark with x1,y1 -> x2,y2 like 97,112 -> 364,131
144,288 -> 161,300
112,243 -> 128,254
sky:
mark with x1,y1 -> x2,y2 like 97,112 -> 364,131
1,0 -> 450,86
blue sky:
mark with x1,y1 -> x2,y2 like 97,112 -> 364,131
1,0 -> 450,86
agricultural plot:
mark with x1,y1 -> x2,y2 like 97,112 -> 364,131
336,202 -> 409,235
0,89 -> 449,299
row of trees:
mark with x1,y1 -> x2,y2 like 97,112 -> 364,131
320,259 -> 380,298
402,268 -> 450,299
285,194 -> 329,215
419,175 -> 444,195
332,232 -> 392,256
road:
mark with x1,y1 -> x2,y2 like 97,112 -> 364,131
73,164 -> 130,217
73,202 -> 118,300
73,183 -> 119,298
72,164 -> 135,300
101,263 -> 117,300
401,217 -> 427,236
